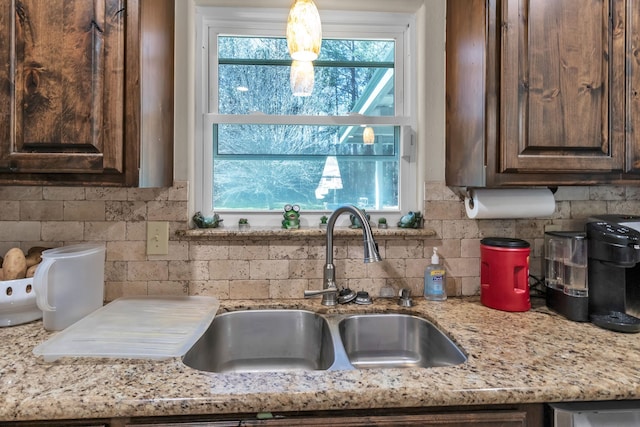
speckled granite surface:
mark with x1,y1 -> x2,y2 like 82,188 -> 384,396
2,296 -> 640,422
178,225 -> 436,239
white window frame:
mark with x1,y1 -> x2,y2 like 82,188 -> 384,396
194,7 -> 417,227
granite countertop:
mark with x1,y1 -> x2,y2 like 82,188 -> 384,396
178,225 -> 436,239
2,296 -> 640,422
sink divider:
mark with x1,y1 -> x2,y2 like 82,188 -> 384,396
324,314 -> 357,371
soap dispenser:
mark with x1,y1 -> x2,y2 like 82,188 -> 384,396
424,247 -> 447,301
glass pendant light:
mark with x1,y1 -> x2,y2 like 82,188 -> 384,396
290,60 -> 315,97
363,127 -> 375,145
286,0 -> 322,61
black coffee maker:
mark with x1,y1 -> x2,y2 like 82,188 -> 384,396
587,217 -> 640,333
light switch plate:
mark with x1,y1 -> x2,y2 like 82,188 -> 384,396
147,221 -> 169,255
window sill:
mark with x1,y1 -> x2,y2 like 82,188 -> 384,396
177,226 -> 437,240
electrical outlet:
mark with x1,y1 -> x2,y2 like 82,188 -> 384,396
147,221 -> 169,255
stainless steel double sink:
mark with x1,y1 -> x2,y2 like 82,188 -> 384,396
182,310 -> 467,373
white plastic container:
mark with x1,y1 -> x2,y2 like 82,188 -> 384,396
34,243 -> 106,331
0,278 -> 42,326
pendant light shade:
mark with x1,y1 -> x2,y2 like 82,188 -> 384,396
290,60 -> 315,97
363,127 -> 375,145
286,0 -> 322,61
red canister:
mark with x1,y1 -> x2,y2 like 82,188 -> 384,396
480,237 -> 531,312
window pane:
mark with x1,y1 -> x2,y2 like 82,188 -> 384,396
216,124 -> 397,156
317,39 -> 395,63
218,37 -> 394,63
212,35 -> 401,213
218,36 -> 395,116
212,157 -> 399,211
219,36 -> 289,60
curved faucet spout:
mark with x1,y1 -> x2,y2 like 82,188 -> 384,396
304,204 -> 382,306
325,205 -> 382,265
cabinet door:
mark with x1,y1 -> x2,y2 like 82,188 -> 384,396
500,0 -> 625,174
122,412 -> 532,427
0,0 -> 126,178
445,0 -> 490,187
241,412 -> 531,426
626,1 -> 640,174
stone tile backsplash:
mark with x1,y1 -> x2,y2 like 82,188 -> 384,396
1,181 -> 638,301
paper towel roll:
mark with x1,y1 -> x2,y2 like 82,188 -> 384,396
465,188 -> 555,219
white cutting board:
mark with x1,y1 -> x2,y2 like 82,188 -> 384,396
33,296 -> 220,362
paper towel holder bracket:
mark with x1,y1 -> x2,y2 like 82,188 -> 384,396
459,186 -> 558,205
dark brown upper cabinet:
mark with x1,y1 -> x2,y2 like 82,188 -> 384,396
446,0 -> 639,187
0,0 -> 174,186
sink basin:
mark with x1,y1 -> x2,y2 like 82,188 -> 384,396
338,313 -> 467,369
182,309 -> 335,373
182,310 -> 466,373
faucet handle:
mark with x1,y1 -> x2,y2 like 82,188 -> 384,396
304,288 -> 338,298
398,288 -> 414,307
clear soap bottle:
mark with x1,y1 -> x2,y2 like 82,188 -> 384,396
424,247 -> 447,301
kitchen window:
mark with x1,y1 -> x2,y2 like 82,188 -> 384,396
194,7 -> 416,226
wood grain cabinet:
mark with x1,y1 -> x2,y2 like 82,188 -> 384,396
446,0 -> 640,187
0,0 -> 174,186
113,405 -> 544,427
0,405 -> 545,426
123,412 -> 531,426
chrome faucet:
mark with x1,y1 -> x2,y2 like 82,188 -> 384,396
304,204 -> 382,306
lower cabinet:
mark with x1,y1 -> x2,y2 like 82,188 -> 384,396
1,405 -> 545,427
0,421 -> 107,427
116,405 -> 544,427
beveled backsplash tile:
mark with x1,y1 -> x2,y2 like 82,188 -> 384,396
2,180 -> 637,301
229,279 -> 270,299
20,201 -> 63,221
188,279 -> 230,299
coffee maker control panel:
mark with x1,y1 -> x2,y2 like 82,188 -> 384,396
587,221 -> 640,268
587,221 -> 640,247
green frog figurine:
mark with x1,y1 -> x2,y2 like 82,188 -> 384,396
192,211 -> 223,228
349,209 -> 370,228
282,204 -> 301,229
397,211 -> 423,229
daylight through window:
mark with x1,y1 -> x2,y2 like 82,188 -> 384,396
195,9 -> 415,220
